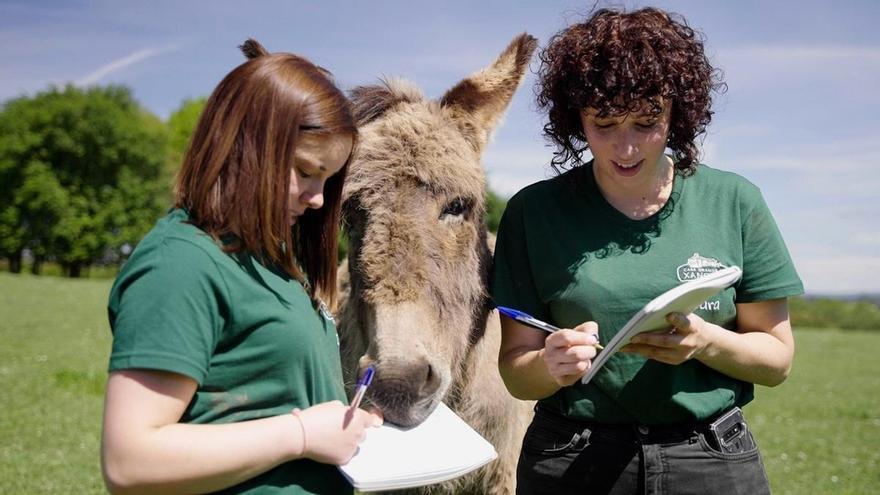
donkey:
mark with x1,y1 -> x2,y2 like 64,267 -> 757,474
336,34 -> 538,494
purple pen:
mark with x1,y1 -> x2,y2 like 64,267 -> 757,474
350,365 -> 375,410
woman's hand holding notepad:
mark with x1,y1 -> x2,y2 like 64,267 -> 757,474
580,266 -> 742,384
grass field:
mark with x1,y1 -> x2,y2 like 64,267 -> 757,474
1,272 -> 878,494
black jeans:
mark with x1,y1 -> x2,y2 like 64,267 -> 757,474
516,408 -> 770,495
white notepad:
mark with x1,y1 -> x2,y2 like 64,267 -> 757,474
581,265 -> 742,384
338,402 -> 498,492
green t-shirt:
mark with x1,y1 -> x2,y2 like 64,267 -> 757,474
491,163 -> 803,425
108,209 -> 351,494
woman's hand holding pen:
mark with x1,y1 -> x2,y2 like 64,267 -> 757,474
291,401 -> 383,465
542,321 -> 602,387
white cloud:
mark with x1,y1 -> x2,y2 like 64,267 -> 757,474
707,124 -> 775,140
710,130 -> 879,195
483,147 -> 562,196
853,232 -> 880,245
793,254 -> 880,295
75,44 -> 179,86
700,138 -> 720,165
715,44 -> 880,93
718,45 -> 880,63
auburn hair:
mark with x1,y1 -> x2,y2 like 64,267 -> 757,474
175,39 -> 355,307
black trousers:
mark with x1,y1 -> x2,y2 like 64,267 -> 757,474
516,408 -> 771,495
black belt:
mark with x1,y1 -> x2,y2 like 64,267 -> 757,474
534,406 -> 726,444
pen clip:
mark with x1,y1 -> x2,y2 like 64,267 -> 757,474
357,365 -> 375,388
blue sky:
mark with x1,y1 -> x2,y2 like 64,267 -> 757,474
1,0 -> 878,295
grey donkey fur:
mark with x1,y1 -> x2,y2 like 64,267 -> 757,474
336,34 -> 538,494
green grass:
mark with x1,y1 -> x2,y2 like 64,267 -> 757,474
0,272 -> 112,494
748,327 -> 880,494
1,272 -> 878,493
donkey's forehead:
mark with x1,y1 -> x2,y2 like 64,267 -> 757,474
348,103 -> 486,197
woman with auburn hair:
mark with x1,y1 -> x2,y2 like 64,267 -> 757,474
493,7 -> 802,494
101,39 -> 381,494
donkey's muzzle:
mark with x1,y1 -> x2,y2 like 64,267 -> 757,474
368,358 -> 442,427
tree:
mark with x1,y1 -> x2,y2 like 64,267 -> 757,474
0,85 -> 168,276
485,188 -> 507,234
165,97 -> 206,192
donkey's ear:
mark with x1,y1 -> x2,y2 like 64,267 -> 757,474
240,38 -> 269,59
440,33 -> 538,151
350,78 -> 424,126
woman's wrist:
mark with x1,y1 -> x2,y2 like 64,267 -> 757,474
694,320 -> 745,372
500,348 -> 561,400
288,408 -> 308,460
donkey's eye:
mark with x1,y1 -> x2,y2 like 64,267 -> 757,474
440,197 -> 470,219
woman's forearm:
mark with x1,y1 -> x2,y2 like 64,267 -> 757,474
499,347 -> 562,400
627,300 -> 796,387
697,299 -> 795,387
697,322 -> 794,387
102,413 -> 303,495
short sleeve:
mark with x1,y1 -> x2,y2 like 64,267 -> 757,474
490,191 -> 551,320
108,238 -> 227,383
737,183 -> 804,302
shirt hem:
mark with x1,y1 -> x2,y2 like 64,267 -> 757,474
109,352 -> 208,384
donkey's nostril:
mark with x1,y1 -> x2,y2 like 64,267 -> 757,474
419,362 -> 441,397
423,363 -> 434,385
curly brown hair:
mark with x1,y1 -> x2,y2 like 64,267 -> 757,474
537,7 -> 725,175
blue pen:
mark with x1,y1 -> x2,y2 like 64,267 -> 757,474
497,306 -> 560,333
497,306 -> 603,349
350,365 -> 375,410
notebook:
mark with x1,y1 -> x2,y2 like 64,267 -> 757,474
581,265 -> 742,384
338,402 -> 498,492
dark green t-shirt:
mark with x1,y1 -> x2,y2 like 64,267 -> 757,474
491,163 -> 803,424
108,209 -> 351,494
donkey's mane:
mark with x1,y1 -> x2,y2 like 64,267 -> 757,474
350,78 -> 425,126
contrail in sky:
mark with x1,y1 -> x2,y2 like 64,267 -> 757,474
75,43 -> 179,86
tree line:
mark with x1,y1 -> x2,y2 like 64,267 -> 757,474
789,296 -> 880,331
0,84 -> 507,277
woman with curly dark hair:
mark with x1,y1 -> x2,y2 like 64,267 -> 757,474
492,7 -> 802,493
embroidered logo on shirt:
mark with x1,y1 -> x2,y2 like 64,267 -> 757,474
314,300 -> 340,346
676,253 -> 727,282
318,300 -> 336,324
